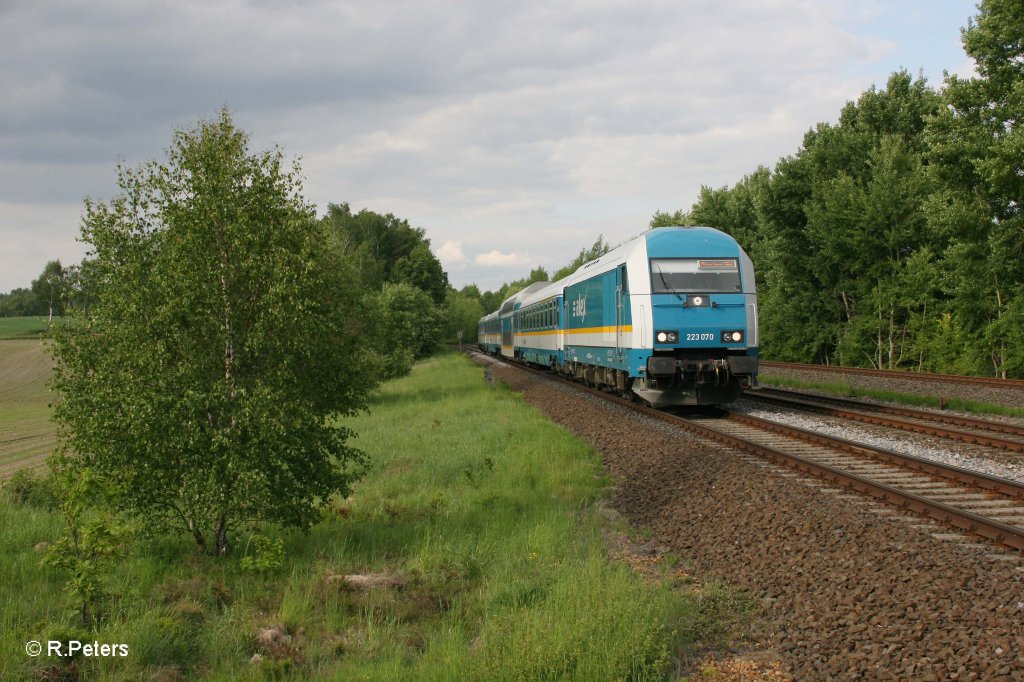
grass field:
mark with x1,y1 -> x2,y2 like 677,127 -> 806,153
1,352 -> 739,680
0,339 -> 57,477
0,316 -> 60,340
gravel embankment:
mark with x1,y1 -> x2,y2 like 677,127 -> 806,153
483,359 -> 1024,681
760,365 -> 1024,413
734,400 -> 1024,484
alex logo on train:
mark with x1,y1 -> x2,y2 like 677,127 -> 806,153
571,294 -> 587,319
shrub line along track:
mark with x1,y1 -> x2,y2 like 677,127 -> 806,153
744,387 -> 1024,453
760,360 -> 1024,389
471,350 -> 1024,552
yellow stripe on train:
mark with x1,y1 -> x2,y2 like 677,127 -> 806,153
515,325 -> 633,338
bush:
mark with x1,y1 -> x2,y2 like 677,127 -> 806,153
2,469 -> 56,508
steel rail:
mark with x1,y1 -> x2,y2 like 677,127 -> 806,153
723,410 -> 1024,498
760,360 -> 1024,389
744,390 -> 1024,453
677,413 -> 1024,552
753,386 -> 1024,438
468,349 -> 1024,552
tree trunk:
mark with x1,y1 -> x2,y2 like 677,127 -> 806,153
875,287 -> 883,369
215,516 -> 230,555
186,517 -> 208,554
840,291 -> 853,321
888,299 -> 896,369
994,273 -> 1006,378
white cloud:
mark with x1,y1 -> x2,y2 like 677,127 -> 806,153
946,58 -> 979,81
436,240 -> 467,267
475,250 -> 532,267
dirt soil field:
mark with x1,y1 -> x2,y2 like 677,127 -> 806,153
0,339 -> 56,477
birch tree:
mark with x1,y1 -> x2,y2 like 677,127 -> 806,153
51,110 -> 368,554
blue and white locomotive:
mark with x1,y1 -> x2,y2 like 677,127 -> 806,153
477,226 -> 758,406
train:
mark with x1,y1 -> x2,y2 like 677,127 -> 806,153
477,226 -> 758,406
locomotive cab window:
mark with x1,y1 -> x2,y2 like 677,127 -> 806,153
650,258 -> 741,293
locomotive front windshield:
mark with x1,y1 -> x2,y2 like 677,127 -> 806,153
650,258 -> 741,293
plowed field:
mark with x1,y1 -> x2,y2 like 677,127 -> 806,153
0,340 -> 55,477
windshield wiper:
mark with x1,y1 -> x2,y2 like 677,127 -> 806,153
653,264 -> 685,302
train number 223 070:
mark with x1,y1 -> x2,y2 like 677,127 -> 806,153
685,333 -> 715,341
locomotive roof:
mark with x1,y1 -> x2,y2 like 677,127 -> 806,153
515,280 -> 563,308
498,280 -> 550,314
480,225 -> 748,321
561,226 -> 741,287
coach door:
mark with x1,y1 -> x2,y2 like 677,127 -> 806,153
615,265 -> 627,361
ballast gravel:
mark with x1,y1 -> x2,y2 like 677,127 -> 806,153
483,360 -> 1024,681
733,401 -> 1024,485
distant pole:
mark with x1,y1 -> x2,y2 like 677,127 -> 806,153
457,330 -> 463,350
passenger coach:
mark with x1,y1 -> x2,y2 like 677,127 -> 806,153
478,226 -> 758,406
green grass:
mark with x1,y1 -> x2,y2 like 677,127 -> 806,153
758,374 -> 1024,419
0,352 -> 740,680
0,316 -> 62,340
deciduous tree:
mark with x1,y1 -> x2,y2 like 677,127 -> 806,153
31,259 -> 66,325
51,110 -> 368,555
927,0 -> 1024,377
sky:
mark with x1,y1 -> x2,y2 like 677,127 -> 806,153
0,0 -> 980,294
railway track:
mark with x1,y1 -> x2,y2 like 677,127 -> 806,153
472,350 -> 1024,552
743,386 -> 1024,453
683,409 -> 1024,551
761,360 -> 1024,389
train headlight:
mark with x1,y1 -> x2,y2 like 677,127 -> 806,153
656,330 -> 678,344
721,330 -> 744,343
